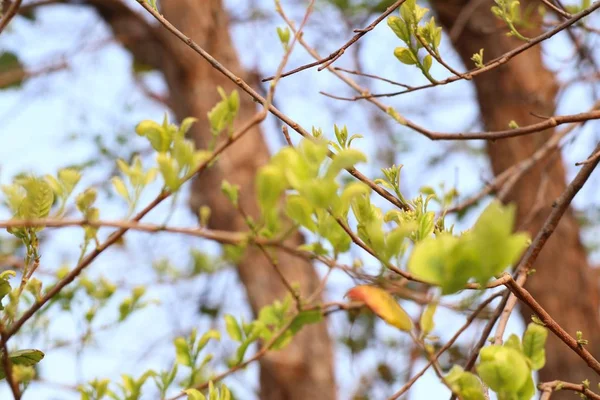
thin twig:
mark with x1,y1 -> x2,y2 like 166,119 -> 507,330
0,0 -> 23,34
348,2 -> 600,100
1,330 -> 20,399
504,276 -> 600,375
539,380 -> 600,400
262,0 -> 407,81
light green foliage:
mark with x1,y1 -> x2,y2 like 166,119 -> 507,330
221,180 -> 239,207
387,0 -> 443,82
112,156 -> 157,214
376,164 -> 407,204
135,115 -> 210,192
491,0 -> 531,41
255,136 -> 367,249
46,167 -> 82,215
330,124 -> 363,152
76,188 -> 100,241
78,378 -> 116,400
471,48 -> 485,68
224,296 -> 322,366
152,364 -> 178,399
207,87 -> 239,144
445,366 -> 486,400
0,270 -> 16,311
186,381 -> 232,400
522,322 -> 548,370
276,26 -> 291,49
118,285 -> 155,322
114,371 -> 156,400
564,0 -> 590,13
0,349 -> 45,381
419,301 -> 437,338
408,201 -> 529,294
476,323 -> 548,399
174,328 -> 220,387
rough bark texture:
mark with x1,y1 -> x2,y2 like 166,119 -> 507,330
72,0 -> 337,398
431,0 -> 600,389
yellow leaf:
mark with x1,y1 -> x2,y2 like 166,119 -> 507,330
346,285 -> 413,332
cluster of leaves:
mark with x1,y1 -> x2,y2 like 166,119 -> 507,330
255,135 -> 367,253
491,0 -> 531,41
448,322 -> 548,400
134,115 -> 210,192
111,156 -> 157,216
0,270 -> 45,386
408,201 -> 529,294
76,292 -> 322,399
224,295 -> 322,366
207,88 -> 239,148
387,0 -> 443,82
78,328 -> 222,399
2,169 -> 80,244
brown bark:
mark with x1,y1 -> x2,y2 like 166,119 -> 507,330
68,0 -> 337,398
431,0 -> 600,389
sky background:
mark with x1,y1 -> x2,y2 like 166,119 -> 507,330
0,0 -> 599,398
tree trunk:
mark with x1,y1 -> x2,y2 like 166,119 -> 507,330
81,0 -> 337,398
431,0 -> 600,389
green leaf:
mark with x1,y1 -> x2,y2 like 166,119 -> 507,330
57,168 -> 81,195
466,201 -> 529,281
179,117 -> 198,136
272,310 -> 323,350
420,302 -> 437,336
185,389 -> 207,400
387,16 -> 410,42
197,329 -> 221,351
522,322 -> 547,370
476,346 -> 530,393
157,153 -> 181,191
0,349 -> 45,380
503,334 -> 522,352
445,366 -> 486,400
8,349 -> 44,366
256,165 -> 286,211
173,337 -> 191,367
172,138 -> 195,169
111,177 -> 130,201
417,211 -> 435,241
326,148 -> 367,179
515,373 -> 535,400
423,54 -> 433,73
136,120 -> 171,152
408,233 -> 472,294
221,180 -> 239,207
298,178 -> 338,210
225,314 -> 242,342
76,188 -> 97,213
285,195 -> 316,231
394,47 -> 418,65
414,3 -> 429,22
19,177 -> 54,219
276,26 -> 291,46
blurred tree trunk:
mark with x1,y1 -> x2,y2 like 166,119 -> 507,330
431,0 -> 600,389
82,0 -> 337,399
